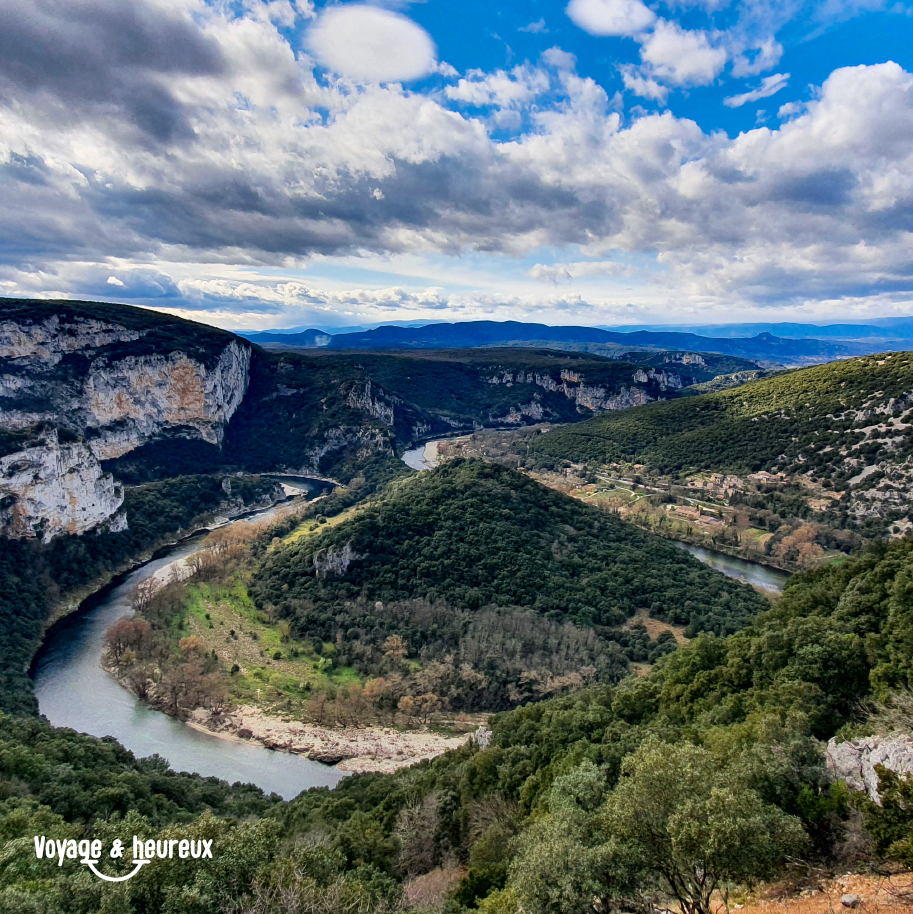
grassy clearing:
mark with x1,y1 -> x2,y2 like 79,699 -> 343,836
281,503 -> 361,545
182,579 -> 362,714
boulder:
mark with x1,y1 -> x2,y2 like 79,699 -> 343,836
826,734 -> 913,802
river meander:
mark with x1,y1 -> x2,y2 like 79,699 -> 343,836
32,480 -> 346,800
34,460 -> 788,801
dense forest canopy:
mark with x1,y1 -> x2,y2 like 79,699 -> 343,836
251,460 -> 768,638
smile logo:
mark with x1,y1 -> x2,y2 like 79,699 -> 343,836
33,836 -> 213,881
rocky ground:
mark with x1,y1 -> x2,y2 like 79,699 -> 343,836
731,872 -> 913,914
187,705 -> 472,774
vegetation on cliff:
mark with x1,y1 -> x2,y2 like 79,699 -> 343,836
528,351 -> 913,484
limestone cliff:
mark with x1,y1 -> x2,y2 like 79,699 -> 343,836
0,312 -> 250,459
485,367 -> 656,413
0,428 -> 125,541
0,304 -> 252,538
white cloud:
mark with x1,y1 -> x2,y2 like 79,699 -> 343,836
620,65 -> 670,102
306,5 -> 436,82
565,0 -> 656,36
639,20 -> 727,86
542,47 -> 577,71
519,18 -> 547,33
4,1 -> 913,322
529,260 -> 634,283
446,66 -> 550,109
731,36 -> 783,77
107,276 -> 125,286
724,72 -> 790,107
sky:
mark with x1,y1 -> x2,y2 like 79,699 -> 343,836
2,0 -> 913,331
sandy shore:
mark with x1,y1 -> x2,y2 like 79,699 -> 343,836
188,705 -> 471,774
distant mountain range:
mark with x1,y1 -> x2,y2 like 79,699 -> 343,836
237,319 -> 913,366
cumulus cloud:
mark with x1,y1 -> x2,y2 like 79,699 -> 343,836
565,0 -> 656,36
639,21 -> 728,86
621,65 -> 670,102
306,5 -> 437,82
724,72 -> 790,107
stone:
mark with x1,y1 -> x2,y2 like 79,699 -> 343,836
826,734 -> 913,803
841,894 -> 861,908
0,428 -> 124,541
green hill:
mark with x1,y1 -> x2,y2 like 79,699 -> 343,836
250,460 -> 768,665
279,534 -> 913,914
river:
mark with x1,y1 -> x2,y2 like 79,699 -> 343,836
31,479 -> 347,800
674,542 -> 789,592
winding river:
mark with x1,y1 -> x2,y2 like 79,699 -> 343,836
32,479 -> 347,800
32,452 -> 788,802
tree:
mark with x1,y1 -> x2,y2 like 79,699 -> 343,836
510,761 -> 628,914
383,635 -> 408,661
601,738 -> 807,914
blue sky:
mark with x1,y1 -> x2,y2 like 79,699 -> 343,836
2,0 -> 913,329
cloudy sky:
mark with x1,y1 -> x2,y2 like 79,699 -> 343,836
2,0 -> 913,330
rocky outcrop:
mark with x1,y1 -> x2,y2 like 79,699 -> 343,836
0,428 -> 125,541
0,314 -> 251,459
0,314 -> 143,361
484,368 -> 655,413
633,367 -> 683,390
302,425 -> 393,474
346,379 -> 395,426
83,341 -> 250,458
826,734 -> 913,802
496,400 -> 545,424
313,541 -> 359,578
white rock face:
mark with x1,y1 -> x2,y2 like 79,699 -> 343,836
83,340 -> 251,458
0,312 -> 252,538
0,314 -> 142,362
484,367 -> 655,412
0,429 -> 125,541
313,541 -> 359,578
0,316 -> 251,457
826,734 -> 913,803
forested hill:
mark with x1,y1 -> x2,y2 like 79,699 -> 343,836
279,535 -> 913,914
250,460 -> 768,644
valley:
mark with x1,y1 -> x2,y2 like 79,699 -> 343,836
2,298 -> 913,914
